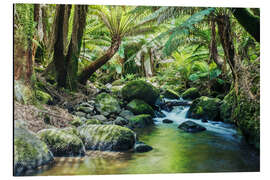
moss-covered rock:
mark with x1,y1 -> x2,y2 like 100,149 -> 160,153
14,80 -> 36,104
36,90 -> 53,104
111,85 -> 123,97
119,109 -> 134,119
187,96 -> 222,121
77,125 -> 135,151
14,123 -> 53,176
220,90 -> 236,123
38,128 -> 85,156
121,80 -> 159,106
114,116 -> 129,126
233,91 -> 260,149
127,99 -> 154,116
181,87 -> 200,100
163,89 -> 180,99
128,114 -> 153,128
95,93 -> 121,116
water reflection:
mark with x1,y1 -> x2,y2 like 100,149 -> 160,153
37,123 -> 259,176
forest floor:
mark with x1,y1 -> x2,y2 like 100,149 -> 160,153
14,101 -> 73,133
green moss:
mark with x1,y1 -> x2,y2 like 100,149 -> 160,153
121,80 -> 159,106
38,128 -> 85,156
127,99 -> 154,116
96,93 -> 121,115
182,88 -> 200,100
187,96 -> 221,121
14,80 -> 36,104
14,138 -> 39,163
78,125 -> 135,151
129,114 -> 153,128
36,90 -> 53,104
14,125 -> 53,175
196,106 -> 204,115
233,93 -> 260,149
220,90 -> 236,123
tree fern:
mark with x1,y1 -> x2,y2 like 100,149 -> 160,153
163,8 -> 215,56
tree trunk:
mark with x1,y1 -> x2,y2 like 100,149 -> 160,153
52,5 -> 69,88
216,15 -> 238,93
149,48 -> 155,76
78,39 -> 121,85
209,18 -> 224,70
65,5 -> 88,90
50,5 -> 87,89
231,8 -> 260,42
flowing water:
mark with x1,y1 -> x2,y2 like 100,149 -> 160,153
34,99 -> 259,176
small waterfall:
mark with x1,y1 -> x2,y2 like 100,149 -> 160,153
154,98 -> 240,141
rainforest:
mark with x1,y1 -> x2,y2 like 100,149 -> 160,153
13,4 -> 260,176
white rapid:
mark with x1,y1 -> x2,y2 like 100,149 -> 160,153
154,98 -> 240,142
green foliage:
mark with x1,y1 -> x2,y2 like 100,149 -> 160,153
14,4 -> 36,47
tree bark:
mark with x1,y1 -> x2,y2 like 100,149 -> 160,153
52,5 -> 68,88
78,39 -> 121,85
231,8 -> 260,42
65,5 -> 88,90
209,18 -> 224,70
50,5 -> 87,89
216,14 -> 238,93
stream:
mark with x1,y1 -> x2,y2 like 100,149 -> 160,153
35,98 -> 259,175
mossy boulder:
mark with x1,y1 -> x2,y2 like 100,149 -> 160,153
181,88 -> 200,100
38,127 -> 85,156
127,99 -> 154,116
114,117 -> 129,126
95,93 -> 121,116
163,89 -> 180,99
233,91 -> 260,149
111,85 -> 123,97
14,123 -> 53,176
77,125 -> 135,151
121,80 -> 159,106
14,80 -> 35,104
128,114 -> 153,128
187,96 -> 222,121
36,90 -> 53,104
220,90 -> 236,123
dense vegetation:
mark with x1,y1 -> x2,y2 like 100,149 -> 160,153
14,4 -> 260,175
